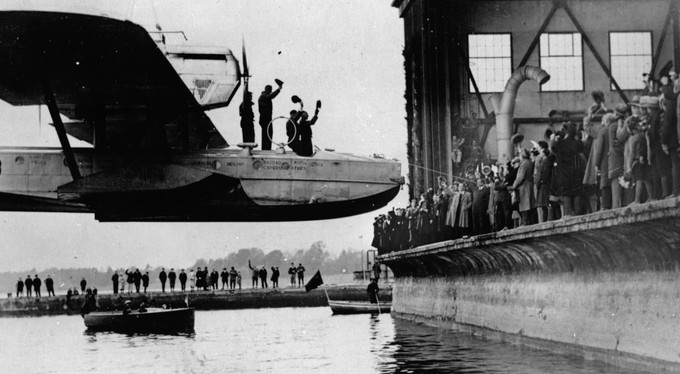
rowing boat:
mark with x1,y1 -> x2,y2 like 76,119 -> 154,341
83,307 -> 195,333
327,299 -> 391,315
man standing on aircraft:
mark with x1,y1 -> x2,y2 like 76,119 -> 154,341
240,91 -> 255,143
296,104 -> 320,157
159,268 -> 167,293
287,110 -> 301,153
169,268 -> 177,292
258,80 -> 283,150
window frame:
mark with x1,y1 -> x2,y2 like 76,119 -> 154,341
538,31 -> 585,93
466,32 -> 514,94
608,30 -> 653,91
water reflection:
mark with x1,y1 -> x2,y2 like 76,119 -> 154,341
380,318 -> 653,374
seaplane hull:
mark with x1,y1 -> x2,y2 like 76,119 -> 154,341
0,147 -> 402,221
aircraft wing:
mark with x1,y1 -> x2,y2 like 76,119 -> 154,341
0,10 -> 235,149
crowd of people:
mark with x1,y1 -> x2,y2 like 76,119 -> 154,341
374,72 -> 680,253
14,274 -> 54,298
13,261 -> 309,297
247,261 -> 306,289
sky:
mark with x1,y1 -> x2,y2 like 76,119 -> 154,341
0,0 -> 408,273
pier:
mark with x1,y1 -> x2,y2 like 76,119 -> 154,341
381,197 -> 680,372
0,285 -> 392,316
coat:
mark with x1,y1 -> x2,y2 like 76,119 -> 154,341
583,121 -> 604,186
648,110 -> 671,178
458,192 -> 472,228
551,136 -> 583,197
591,124 -> 610,187
444,190 -> 460,227
608,118 -> 628,179
625,132 -> 650,181
662,91 -> 679,151
512,158 -> 535,212
533,152 -> 550,207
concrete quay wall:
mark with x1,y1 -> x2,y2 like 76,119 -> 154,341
380,198 -> 680,371
0,285 -> 391,316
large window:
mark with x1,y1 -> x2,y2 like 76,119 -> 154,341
610,32 -> 652,90
539,33 -> 583,91
468,34 -> 512,93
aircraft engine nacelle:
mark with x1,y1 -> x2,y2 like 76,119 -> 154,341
165,45 -> 241,110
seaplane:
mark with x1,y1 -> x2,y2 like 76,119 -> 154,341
0,6 -> 403,221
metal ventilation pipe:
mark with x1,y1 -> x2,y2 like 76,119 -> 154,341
494,66 -> 550,164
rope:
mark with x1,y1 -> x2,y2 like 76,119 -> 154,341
404,162 -> 476,183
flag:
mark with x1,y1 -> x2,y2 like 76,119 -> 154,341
305,270 -> 324,292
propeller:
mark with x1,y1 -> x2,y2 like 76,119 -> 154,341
241,36 -> 250,102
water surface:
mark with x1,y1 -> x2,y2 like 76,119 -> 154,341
0,307 -> 652,373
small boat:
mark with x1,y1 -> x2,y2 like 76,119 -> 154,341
328,299 -> 391,315
83,307 -> 195,333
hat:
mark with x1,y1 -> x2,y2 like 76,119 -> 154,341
125,300 -> 131,305
511,157 -> 521,164
630,95 -> 641,107
640,96 -> 660,108
614,103 -> 629,118
591,90 -> 605,102
511,133 -> 524,144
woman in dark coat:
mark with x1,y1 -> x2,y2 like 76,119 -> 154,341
471,178 -> 491,234
551,122 -> 583,217
644,97 -> 671,198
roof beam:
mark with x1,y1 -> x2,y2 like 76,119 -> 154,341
559,0 -> 629,105
517,0 -> 560,69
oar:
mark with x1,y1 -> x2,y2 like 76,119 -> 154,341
375,290 -> 381,315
